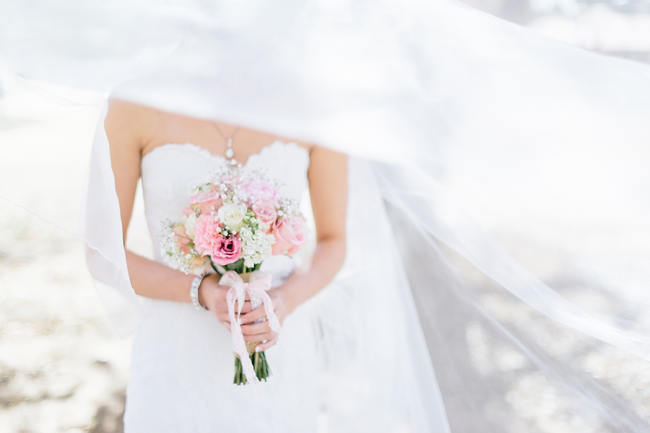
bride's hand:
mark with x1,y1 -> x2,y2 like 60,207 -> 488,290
198,274 -> 253,329
237,286 -> 297,352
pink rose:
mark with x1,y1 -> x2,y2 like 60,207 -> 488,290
189,255 -> 209,271
193,214 -> 242,264
190,191 -> 221,215
173,225 -> 192,254
173,224 -> 188,237
252,201 -> 277,226
272,215 -> 306,255
190,190 -> 217,204
240,179 -> 278,205
210,234 -> 242,265
215,174 -> 238,185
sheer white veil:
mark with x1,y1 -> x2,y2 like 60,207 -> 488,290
2,0 -> 650,430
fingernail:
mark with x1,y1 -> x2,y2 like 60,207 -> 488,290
255,346 -> 262,352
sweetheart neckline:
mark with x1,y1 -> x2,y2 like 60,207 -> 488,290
141,140 -> 308,167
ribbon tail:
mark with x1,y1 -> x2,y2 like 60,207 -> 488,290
258,290 -> 283,333
225,276 -> 259,384
247,273 -> 283,334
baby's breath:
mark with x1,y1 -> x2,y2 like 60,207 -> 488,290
160,220 -> 193,274
239,225 -> 274,268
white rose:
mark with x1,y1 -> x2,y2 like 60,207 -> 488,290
184,213 -> 197,237
217,203 -> 247,232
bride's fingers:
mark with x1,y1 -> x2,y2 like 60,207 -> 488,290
239,306 -> 267,324
215,314 -> 229,326
255,336 -> 278,352
235,300 -> 253,313
216,311 -> 230,323
244,331 -> 276,342
241,320 -> 271,335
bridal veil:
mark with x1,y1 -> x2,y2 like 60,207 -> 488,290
1,0 -> 650,431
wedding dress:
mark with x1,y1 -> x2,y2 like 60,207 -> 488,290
126,141 -> 321,432
128,138 -> 452,432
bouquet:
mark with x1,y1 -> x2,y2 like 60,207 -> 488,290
161,165 -> 308,384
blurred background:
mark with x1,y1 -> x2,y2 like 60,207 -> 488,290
466,0 -> 650,63
1,1 -> 650,432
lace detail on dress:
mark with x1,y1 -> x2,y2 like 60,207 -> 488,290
140,140 -> 310,262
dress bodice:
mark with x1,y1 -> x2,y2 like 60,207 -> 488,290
140,141 -> 310,276
126,142 -> 320,433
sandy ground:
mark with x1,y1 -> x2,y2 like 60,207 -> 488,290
0,203 -> 131,433
0,84 -> 133,433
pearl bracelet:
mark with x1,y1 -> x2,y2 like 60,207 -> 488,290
190,274 -> 208,311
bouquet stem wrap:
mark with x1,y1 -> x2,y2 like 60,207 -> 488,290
221,270 -> 282,385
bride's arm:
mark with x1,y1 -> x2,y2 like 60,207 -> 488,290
241,146 -> 348,352
105,99 -> 246,327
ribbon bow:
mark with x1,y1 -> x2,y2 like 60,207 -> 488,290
220,270 -> 282,384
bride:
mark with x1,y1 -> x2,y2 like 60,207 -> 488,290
3,0 -> 650,431
105,98 -> 350,432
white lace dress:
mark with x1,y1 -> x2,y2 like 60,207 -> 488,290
123,141 -> 320,433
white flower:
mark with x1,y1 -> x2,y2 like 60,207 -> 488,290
217,202 -> 247,232
184,212 -> 197,237
160,221 -> 192,274
239,225 -> 274,268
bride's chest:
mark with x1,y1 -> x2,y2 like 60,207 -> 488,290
139,141 -> 310,223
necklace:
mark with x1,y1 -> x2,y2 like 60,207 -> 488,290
212,121 -> 241,166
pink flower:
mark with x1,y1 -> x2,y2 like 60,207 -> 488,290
189,255 -> 209,271
215,173 -> 238,185
240,179 -> 278,205
210,234 -> 242,265
190,191 -> 221,215
252,201 -> 277,226
173,224 -> 188,237
193,214 -> 220,255
272,215 -> 306,255
193,214 -> 242,265
190,190 -> 217,204
173,224 -> 192,254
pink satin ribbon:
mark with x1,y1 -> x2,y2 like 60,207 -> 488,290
220,270 -> 282,384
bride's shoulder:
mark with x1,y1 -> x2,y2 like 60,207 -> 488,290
105,98 -> 160,148
106,97 -> 161,123
305,143 -> 346,159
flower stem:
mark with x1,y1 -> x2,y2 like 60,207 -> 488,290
233,350 -> 271,385
209,259 -> 221,275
